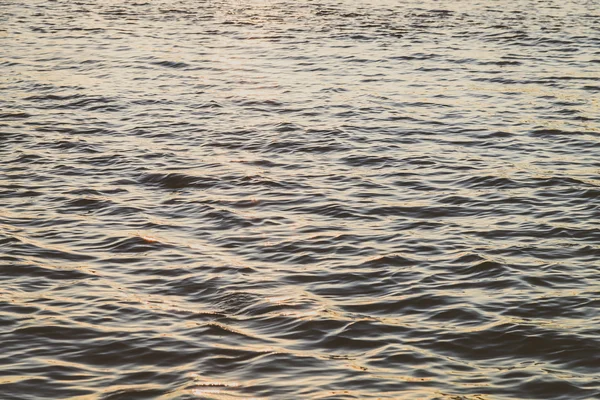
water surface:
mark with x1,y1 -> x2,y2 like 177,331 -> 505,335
1,0 -> 599,399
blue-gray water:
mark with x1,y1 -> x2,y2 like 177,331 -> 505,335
1,0 -> 599,399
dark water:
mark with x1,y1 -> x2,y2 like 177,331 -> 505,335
1,0 -> 599,398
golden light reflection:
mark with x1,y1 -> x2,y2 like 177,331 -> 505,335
0,376 -> 32,385
191,389 -> 261,400
188,373 -> 258,400
136,231 -> 161,243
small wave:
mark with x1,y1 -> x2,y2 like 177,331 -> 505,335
25,94 -> 120,111
0,112 -> 32,119
93,235 -> 175,254
139,172 -> 222,190
151,60 -> 191,69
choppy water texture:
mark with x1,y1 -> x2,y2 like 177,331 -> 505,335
1,0 -> 600,398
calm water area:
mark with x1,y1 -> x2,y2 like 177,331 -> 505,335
1,0 -> 599,399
